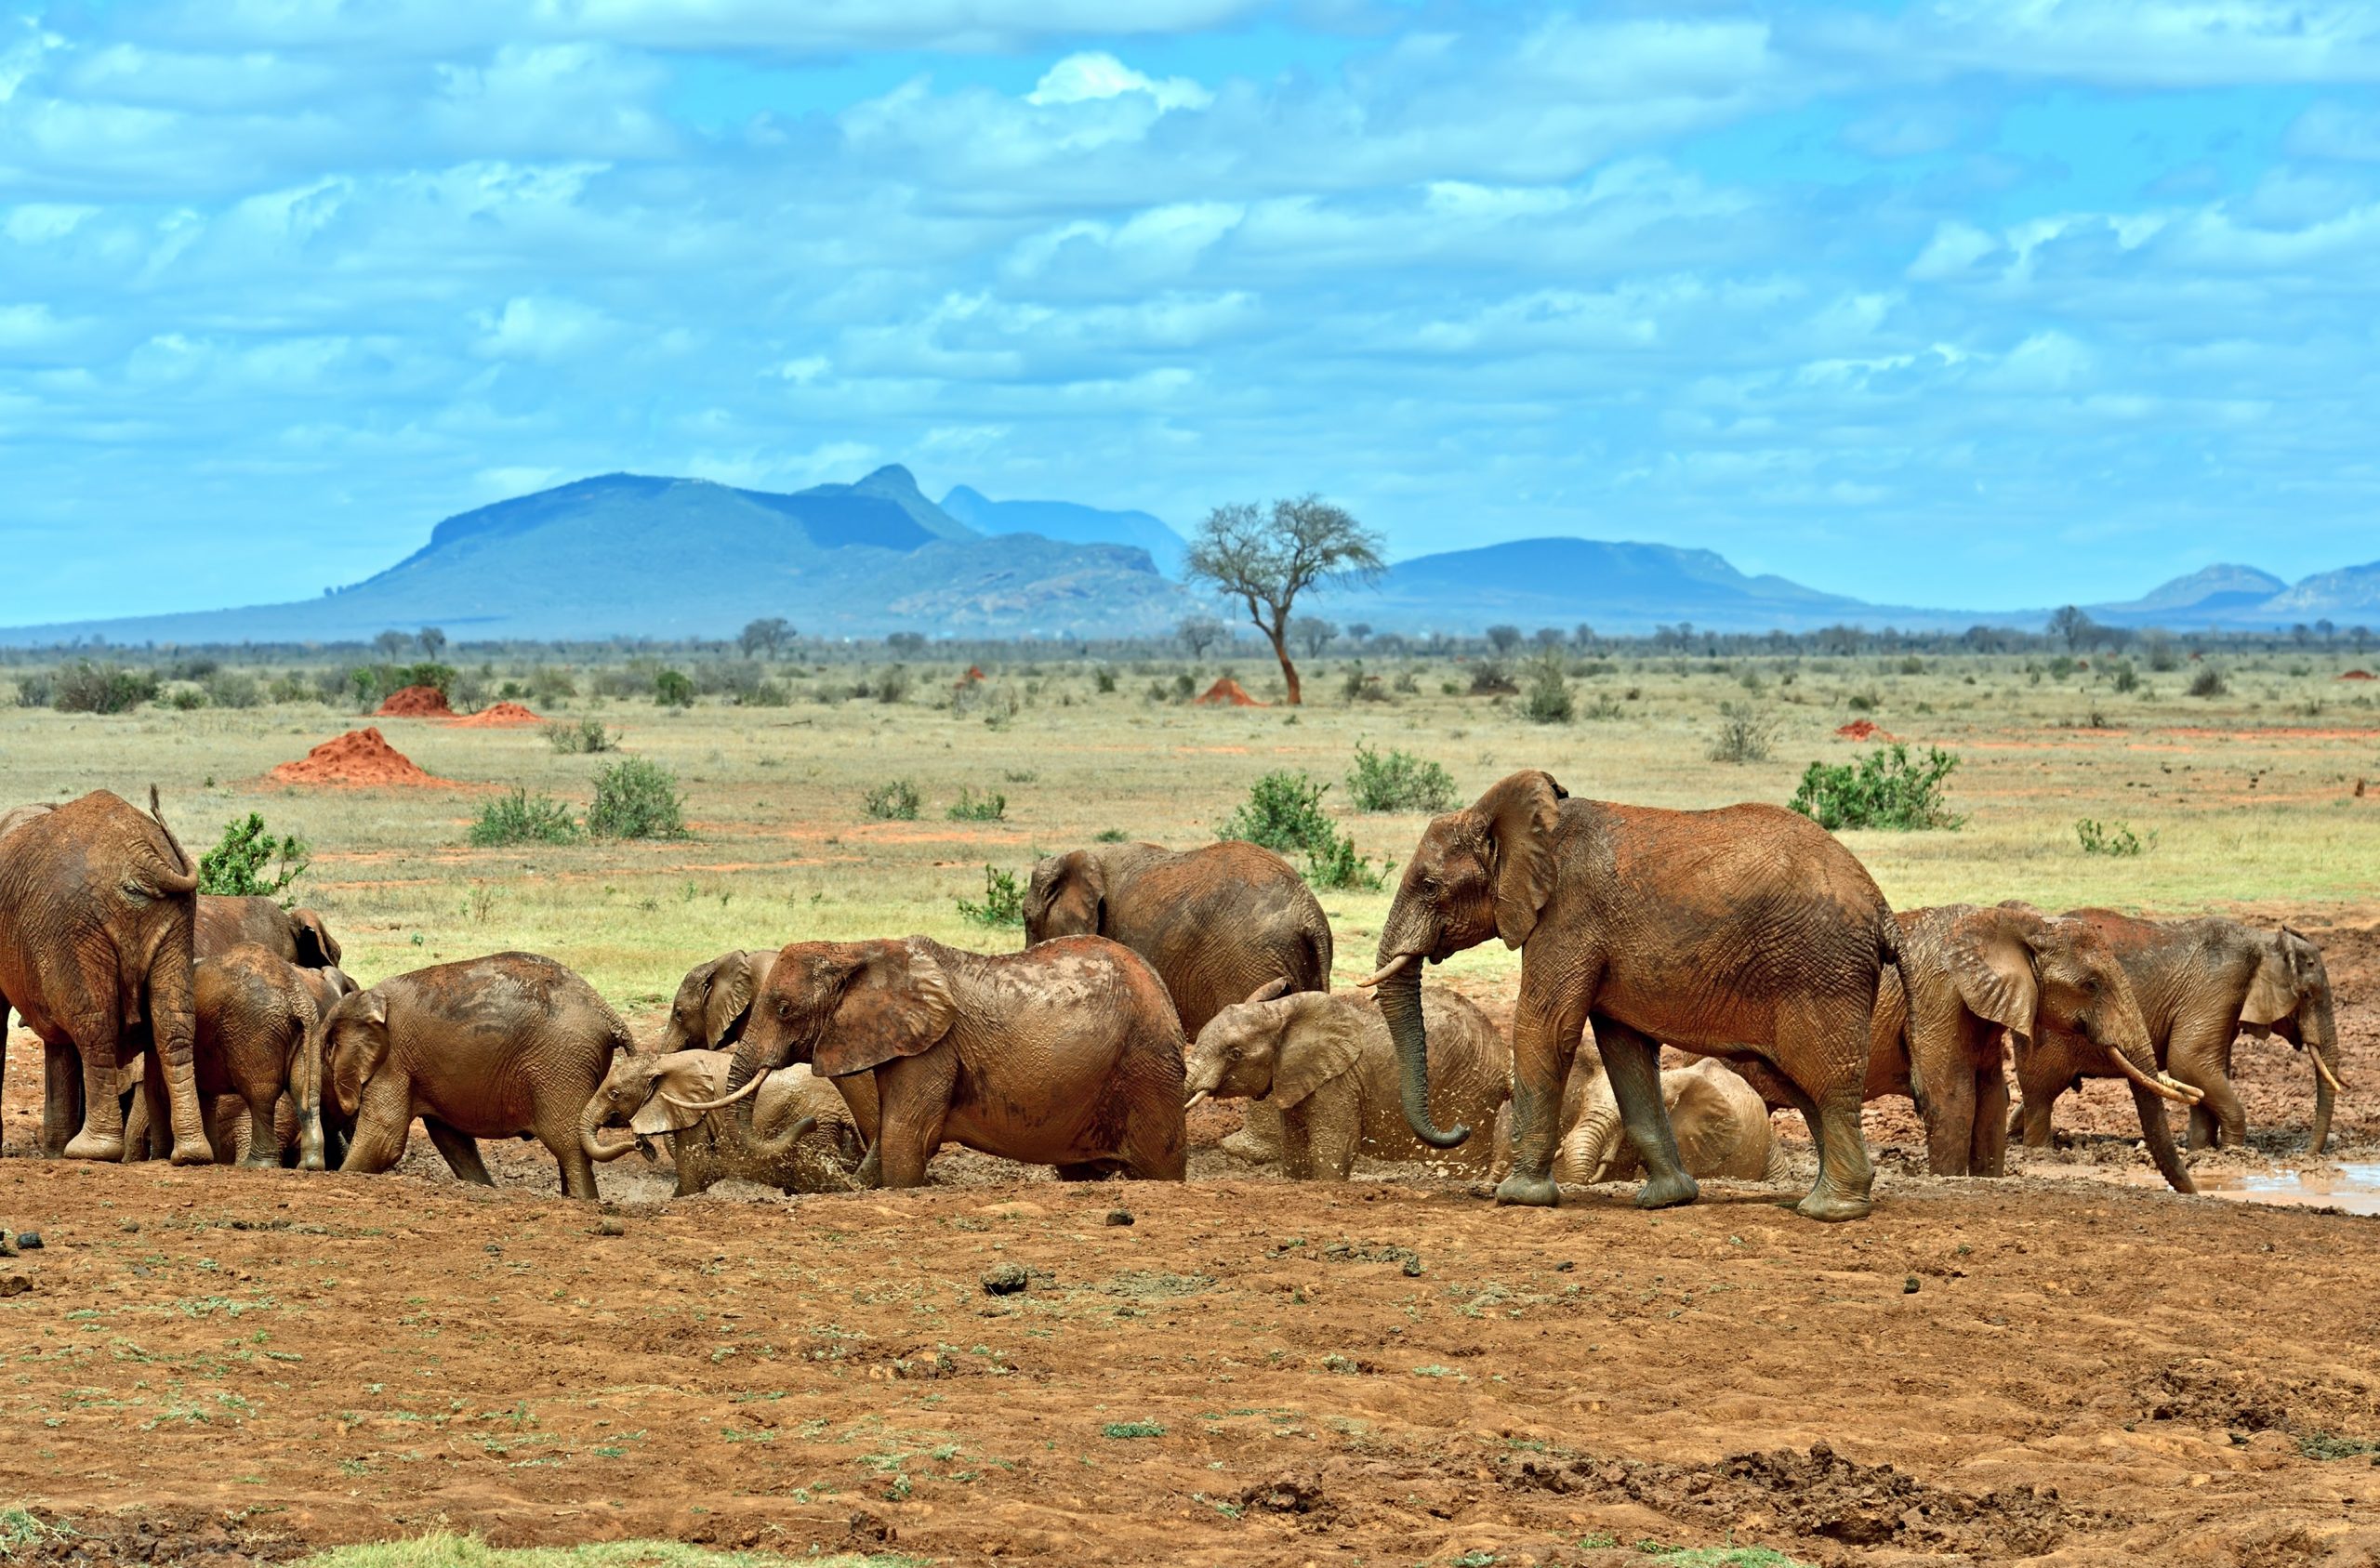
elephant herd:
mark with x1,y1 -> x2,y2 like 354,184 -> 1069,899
0,779 -> 2347,1224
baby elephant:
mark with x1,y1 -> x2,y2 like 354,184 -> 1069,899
321,952 -> 633,1199
707,934 -> 1186,1188
580,1049 -> 868,1196
192,943 -> 351,1170
1183,982 -> 1511,1179
1529,1055 -> 1786,1186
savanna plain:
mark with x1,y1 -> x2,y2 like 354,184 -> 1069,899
4,648 -> 2379,1568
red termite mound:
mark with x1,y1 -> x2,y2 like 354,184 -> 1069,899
2341,670 -> 2375,681
1193,678 -> 1266,707
444,702 -> 546,727
956,665 -> 987,688
1834,718 -> 1895,741
376,684 -> 456,718
269,729 -> 454,788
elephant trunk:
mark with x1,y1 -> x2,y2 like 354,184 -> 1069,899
579,1094 -> 640,1165
2128,1078 -> 2196,1195
1375,957 -> 1470,1149
1559,1102 -> 1620,1185
751,1112 -> 821,1165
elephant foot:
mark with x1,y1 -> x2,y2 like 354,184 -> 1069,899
1634,1169 -> 1699,1210
168,1135 -> 218,1167
63,1131 -> 126,1162
1794,1190 -> 1873,1223
1218,1128 -> 1276,1165
1492,1172 -> 1559,1207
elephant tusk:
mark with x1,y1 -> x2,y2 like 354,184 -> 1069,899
2106,1046 -> 2201,1105
2312,1050 -> 2347,1095
1184,1090 -> 1209,1111
2156,1074 -> 2204,1105
668,1074 -> 768,1113
1355,953 -> 1416,989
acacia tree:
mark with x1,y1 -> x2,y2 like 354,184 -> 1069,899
740,616 -> 792,656
1177,614 -> 1225,657
1186,498 -> 1383,705
1291,616 -> 1338,657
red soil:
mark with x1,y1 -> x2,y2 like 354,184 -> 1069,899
373,684 -> 455,718
2342,670 -> 2375,680
268,728 -> 455,788
956,665 -> 987,687
1193,676 -> 1266,706
442,701 -> 545,727
1833,718 -> 1893,740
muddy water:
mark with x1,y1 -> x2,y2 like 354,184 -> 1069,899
2190,1162 -> 2380,1216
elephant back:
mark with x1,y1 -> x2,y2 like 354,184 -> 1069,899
1098,841 -> 1333,1035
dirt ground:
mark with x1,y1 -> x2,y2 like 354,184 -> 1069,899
2,916 -> 2376,1568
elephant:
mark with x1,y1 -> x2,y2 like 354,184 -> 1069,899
0,802 -> 54,839
699,934 -> 1186,1188
1862,904 -> 2199,1190
196,896 -> 342,969
1181,981 -> 1509,1179
188,943 -> 343,1170
657,950 -> 777,1054
579,1049 -> 868,1195
320,951 -> 632,1199
0,788 -> 214,1163
1367,771 -> 1896,1221
1025,839 -> 1333,1166
2012,912 -> 2342,1154
1508,1055 -> 1788,1187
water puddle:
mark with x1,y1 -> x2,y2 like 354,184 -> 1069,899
2187,1164 -> 2380,1217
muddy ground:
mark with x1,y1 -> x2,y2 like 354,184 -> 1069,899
1,918 -> 2376,1568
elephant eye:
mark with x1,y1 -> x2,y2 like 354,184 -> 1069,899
775,999 -> 792,1020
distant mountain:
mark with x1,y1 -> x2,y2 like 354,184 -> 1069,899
2254,560 -> 2380,624
940,486 -> 1188,576
2086,564 -> 2289,626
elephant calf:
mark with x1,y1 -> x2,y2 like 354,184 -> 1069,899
189,943 -> 353,1170
321,952 -> 633,1199
196,895 -> 343,970
1495,1055 -> 1786,1187
1183,982 -> 1509,1179
581,1049 -> 869,1196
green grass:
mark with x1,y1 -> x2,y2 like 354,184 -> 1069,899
289,1535 -> 923,1568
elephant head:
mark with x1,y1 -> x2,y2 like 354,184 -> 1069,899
579,1049 -> 795,1164
660,950 -> 775,1055
290,909 -> 342,969
1366,770 -> 1566,1148
1179,979 -> 1309,1107
1024,851 -> 1108,943
1952,905 -> 2193,1106
708,940 -> 955,1125
2241,927 -> 2343,1152
320,988 -> 390,1126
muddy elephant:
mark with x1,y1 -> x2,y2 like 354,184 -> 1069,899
1367,771 -> 1896,1221
0,788 -> 213,1163
196,896 -> 342,969
1182,981 -> 1508,1179
580,1049 -> 869,1195
1864,904 -> 2199,1189
2014,912 -> 2342,1153
1026,839 -> 1332,1165
320,951 -> 632,1199
657,949 -> 778,1054
185,944 -> 341,1170
1508,1056 -> 1787,1187
698,935 -> 1186,1188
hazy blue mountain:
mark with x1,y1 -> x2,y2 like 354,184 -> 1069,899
2250,560 -> 2380,625
2085,564 -> 2289,626
940,486 -> 1187,576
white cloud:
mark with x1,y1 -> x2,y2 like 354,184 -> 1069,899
471,296 -> 615,361
1027,52 -> 1212,112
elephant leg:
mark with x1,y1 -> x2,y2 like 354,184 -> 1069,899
422,1117 -> 496,1187
872,1055 -> 954,1190
41,1039 -> 80,1157
1590,1017 -> 1698,1211
1766,1000 -> 1874,1222
1118,1068 -> 1187,1182
1495,979 -> 1599,1207
337,1076 -> 413,1175
64,1012 -> 126,1162
1971,1067 -> 2011,1177
240,1086 -> 283,1169
1921,1064 -> 1976,1177
2169,1032 -> 2245,1150
1220,1100 -> 1285,1165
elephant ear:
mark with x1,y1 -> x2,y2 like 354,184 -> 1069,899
813,942 -> 956,1078
1947,905 -> 2043,1035
1028,852 -> 1104,939
328,991 -> 390,1114
1243,976 -> 1293,1006
632,1054 -> 730,1136
704,953 -> 760,1048
2241,932 -> 2304,1027
1266,998 -> 1366,1109
1480,770 -> 1566,950
292,910 -> 342,968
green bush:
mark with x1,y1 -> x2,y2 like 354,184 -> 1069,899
469,790 -> 581,847
654,669 -> 694,707
956,864 -> 1025,927
544,718 -> 616,754
1521,658 -> 1574,724
2109,659 -> 2141,694
1218,770 -> 1336,854
1302,829 -> 1392,890
529,665 -> 578,706
874,666 -> 912,704
53,661 -> 160,714
947,787 -> 1007,822
1346,742 -> 1458,813
2076,818 -> 2151,857
864,779 -> 921,821
1707,701 -> 1778,764
743,679 -> 790,707
1467,660 -> 1518,695
201,669 -> 262,709
1093,666 -> 1118,693
13,670 -> 54,707
587,758 -> 688,840
2188,665 -> 2228,698
1788,744 -> 1964,832
197,813 -> 311,903
166,687 -> 207,711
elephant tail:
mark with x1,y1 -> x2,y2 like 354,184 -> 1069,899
148,785 -> 199,897
1875,909 -> 1900,971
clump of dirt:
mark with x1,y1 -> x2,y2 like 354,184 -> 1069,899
443,701 -> 545,727
1193,677 -> 1266,706
2343,670 -> 2375,681
268,728 -> 455,788
1835,718 -> 1894,740
0,1505 -> 312,1566
374,683 -> 455,718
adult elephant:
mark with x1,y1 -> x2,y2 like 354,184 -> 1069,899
1516,1056 -> 1787,1188
1865,903 -> 2200,1188
1365,771 -> 1895,1221
320,952 -> 632,1198
695,935 -> 1185,1188
196,896 -> 342,970
0,789 -> 213,1163
2014,912 -> 2342,1153
1181,980 -> 1508,1179
579,1050 -> 868,1195
1025,839 -> 1332,1166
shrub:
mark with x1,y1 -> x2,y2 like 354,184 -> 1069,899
2076,818 -> 2151,857
1217,771 -> 1337,855
2109,659 -> 2141,694
202,669 -> 263,709
1521,659 -> 1574,724
469,790 -> 581,847
1708,702 -> 1778,764
1844,689 -> 1879,713
1347,742 -> 1458,813
267,671 -> 312,704
2144,635 -> 2180,673
864,779 -> 922,821
1302,829 -> 1391,890
2188,665 -> 2229,698
947,787 -> 1007,822
1093,666 -> 1118,693
874,666 -> 912,705
53,661 -> 160,714
197,813 -> 311,903
654,669 -> 694,707
1172,671 -> 1197,701
545,718 -> 617,754
956,864 -> 1025,927
587,758 -> 688,840
1467,660 -> 1518,696
743,679 -> 791,707
529,665 -> 579,706
1788,744 -> 1964,832
166,687 -> 207,711
1580,692 -> 1626,720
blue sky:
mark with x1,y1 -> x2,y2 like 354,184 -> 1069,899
5,1 -> 2378,622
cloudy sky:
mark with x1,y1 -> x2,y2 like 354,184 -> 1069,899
5,1 -> 2378,622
